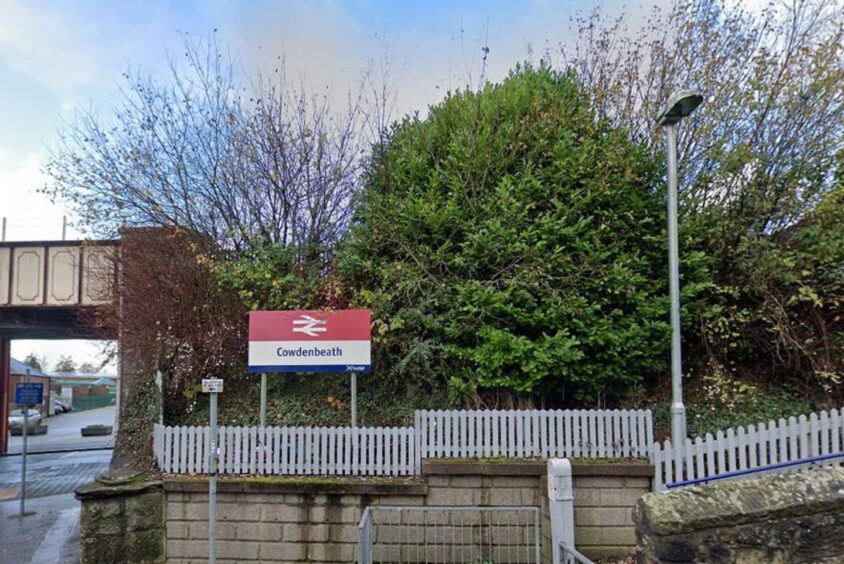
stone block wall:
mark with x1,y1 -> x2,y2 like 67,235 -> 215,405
76,471 -> 165,564
164,482 -> 427,563
635,466 -> 844,563
163,460 -> 652,563
572,467 -> 652,559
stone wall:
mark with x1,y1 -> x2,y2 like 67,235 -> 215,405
164,480 -> 427,563
76,469 -> 165,564
572,465 -> 651,559
163,460 -> 652,563
634,466 -> 844,563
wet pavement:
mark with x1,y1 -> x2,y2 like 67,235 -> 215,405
7,406 -> 115,455
0,449 -> 111,564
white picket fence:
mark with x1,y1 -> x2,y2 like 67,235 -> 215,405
416,409 -> 653,460
653,408 -> 844,491
153,424 -> 418,477
153,409 -> 654,477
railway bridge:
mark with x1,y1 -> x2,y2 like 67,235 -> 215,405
0,238 -> 119,452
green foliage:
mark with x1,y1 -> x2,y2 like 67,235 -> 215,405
54,355 -> 77,373
691,180 -> 844,390
210,243 -> 350,312
23,353 -> 45,372
342,65 -> 694,403
687,375 -> 818,438
567,0 -> 843,399
184,373 -> 447,428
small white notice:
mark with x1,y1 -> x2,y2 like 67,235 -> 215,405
202,378 -> 224,393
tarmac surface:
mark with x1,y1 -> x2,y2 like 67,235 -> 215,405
7,406 -> 115,454
0,449 -> 111,564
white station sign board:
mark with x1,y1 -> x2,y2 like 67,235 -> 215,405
248,310 -> 372,373
201,378 -> 224,393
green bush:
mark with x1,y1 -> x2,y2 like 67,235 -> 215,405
342,65 -> 705,403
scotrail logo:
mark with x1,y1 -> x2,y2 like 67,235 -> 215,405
291,314 -> 327,337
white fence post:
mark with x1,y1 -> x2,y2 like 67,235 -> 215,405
414,411 -> 422,474
548,458 -> 575,563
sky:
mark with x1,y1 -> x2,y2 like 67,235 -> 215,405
0,0 -> 657,370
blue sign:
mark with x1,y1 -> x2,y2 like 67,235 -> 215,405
15,383 -> 44,405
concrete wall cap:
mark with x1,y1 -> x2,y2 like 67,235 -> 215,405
163,477 -> 428,496
422,458 -> 653,477
634,466 -> 844,537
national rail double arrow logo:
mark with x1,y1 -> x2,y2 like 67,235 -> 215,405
291,314 -> 327,337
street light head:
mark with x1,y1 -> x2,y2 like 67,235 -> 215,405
656,89 -> 703,126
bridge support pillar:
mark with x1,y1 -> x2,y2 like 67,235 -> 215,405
0,335 -> 10,453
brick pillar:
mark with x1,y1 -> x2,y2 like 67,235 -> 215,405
0,335 -> 10,453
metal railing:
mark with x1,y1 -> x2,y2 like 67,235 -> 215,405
358,506 -> 541,563
560,543 -> 594,564
665,451 -> 844,489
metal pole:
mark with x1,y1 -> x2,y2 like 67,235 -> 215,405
1,217 -> 6,242
20,369 -> 30,517
351,373 -> 357,427
155,370 -> 163,425
61,216 -> 67,240
665,124 -> 687,446
209,391 -> 218,564
259,373 -> 267,427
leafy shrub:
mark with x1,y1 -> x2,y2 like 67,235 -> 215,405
342,65 -> 702,403
690,180 -> 844,395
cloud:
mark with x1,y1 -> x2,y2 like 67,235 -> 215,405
214,0 -> 607,120
0,151 -> 78,241
0,2 -> 108,91
0,0 -> 196,93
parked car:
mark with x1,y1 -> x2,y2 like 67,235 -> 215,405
8,408 -> 42,429
54,398 -> 73,414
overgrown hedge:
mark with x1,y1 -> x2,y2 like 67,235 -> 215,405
341,66 -> 685,403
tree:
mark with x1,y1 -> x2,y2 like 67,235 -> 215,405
563,0 -> 843,231
343,65 -> 684,404
79,363 -> 96,374
563,0 -> 844,390
43,34 -> 374,263
23,353 -> 45,372
54,356 -> 77,373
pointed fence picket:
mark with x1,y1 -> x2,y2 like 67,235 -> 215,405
652,408 -> 844,491
415,409 -> 653,461
153,424 -> 417,477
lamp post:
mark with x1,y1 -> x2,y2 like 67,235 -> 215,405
656,90 -> 703,447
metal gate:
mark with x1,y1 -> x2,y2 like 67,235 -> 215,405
358,506 -> 541,563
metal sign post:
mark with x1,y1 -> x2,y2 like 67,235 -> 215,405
202,378 -> 223,564
259,373 -> 267,427
351,373 -> 357,428
20,377 -> 29,518
16,369 -> 43,518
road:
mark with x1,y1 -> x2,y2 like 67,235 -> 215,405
7,406 -> 115,454
0,449 -> 111,564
